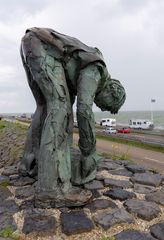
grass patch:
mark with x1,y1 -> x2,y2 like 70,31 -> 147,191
0,225 -> 20,239
96,134 -> 164,153
99,150 -> 133,163
0,121 -> 6,129
0,226 -> 13,238
100,236 -> 115,240
0,180 -> 9,187
9,146 -> 20,161
12,122 -> 28,132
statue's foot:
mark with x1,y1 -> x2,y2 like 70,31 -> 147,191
18,162 -> 29,177
72,153 -> 102,185
18,153 -> 37,177
34,186 -> 92,208
72,169 -> 96,185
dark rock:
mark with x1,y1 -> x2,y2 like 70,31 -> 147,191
19,199 -> 35,210
0,175 -> 10,186
124,199 -> 161,220
11,134 -> 17,140
94,208 -> 134,230
85,199 -> 117,212
22,213 -> 56,234
98,161 -> 120,170
146,188 -> 164,206
0,186 -> 12,201
134,183 -> 156,194
10,176 -> 35,186
15,186 -> 35,199
59,207 -> 70,213
104,188 -> 136,201
126,164 -> 146,173
0,213 -> 17,232
61,210 -> 94,235
130,173 -> 162,187
0,199 -> 19,214
108,168 -> 133,177
150,222 -> 164,240
84,180 -> 104,190
2,165 -> 18,176
114,160 -> 128,165
115,229 -> 156,240
104,178 -> 133,189
90,189 -> 101,198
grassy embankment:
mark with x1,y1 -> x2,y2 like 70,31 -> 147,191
0,120 -> 28,167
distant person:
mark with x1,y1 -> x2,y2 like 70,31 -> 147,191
19,27 -> 126,207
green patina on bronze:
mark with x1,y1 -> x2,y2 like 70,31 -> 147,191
19,27 -> 126,207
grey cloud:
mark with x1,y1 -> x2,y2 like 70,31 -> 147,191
118,0 -> 150,12
0,0 -> 52,23
0,0 -> 163,112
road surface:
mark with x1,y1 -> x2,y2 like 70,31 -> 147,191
73,133 -> 164,173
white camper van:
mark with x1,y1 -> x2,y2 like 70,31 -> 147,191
100,118 -> 116,127
129,119 -> 154,130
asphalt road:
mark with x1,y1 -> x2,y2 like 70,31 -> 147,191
73,133 -> 164,173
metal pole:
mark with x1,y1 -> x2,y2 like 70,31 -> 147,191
151,101 -> 153,122
150,99 -> 155,122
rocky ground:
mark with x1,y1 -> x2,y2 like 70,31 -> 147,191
0,121 -> 164,240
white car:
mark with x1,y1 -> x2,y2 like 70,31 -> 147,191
103,127 -> 117,134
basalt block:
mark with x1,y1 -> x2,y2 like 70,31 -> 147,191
133,183 -> 156,194
85,198 -> 117,212
115,229 -> 156,240
108,167 -> 133,177
126,163 -> 146,173
150,222 -> 164,240
104,178 -> 133,188
94,208 -> 134,230
84,180 -> 104,190
104,188 -> 136,201
130,173 -> 162,187
145,188 -> 164,206
61,210 -> 94,235
124,199 -> 161,221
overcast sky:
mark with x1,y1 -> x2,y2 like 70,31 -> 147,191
0,0 -> 163,113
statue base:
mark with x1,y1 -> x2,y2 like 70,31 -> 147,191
34,187 -> 93,208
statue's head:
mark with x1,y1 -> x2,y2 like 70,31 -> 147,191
94,78 -> 126,114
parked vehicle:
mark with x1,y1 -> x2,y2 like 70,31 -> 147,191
129,119 -> 154,130
117,128 -> 130,133
103,127 -> 117,134
100,118 -> 116,127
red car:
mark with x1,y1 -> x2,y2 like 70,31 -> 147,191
117,128 -> 130,133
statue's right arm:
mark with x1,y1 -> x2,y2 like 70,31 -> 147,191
76,64 -> 101,156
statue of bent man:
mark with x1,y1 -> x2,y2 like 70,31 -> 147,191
19,27 -> 126,208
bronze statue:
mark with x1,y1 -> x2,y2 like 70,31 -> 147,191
19,28 -> 126,208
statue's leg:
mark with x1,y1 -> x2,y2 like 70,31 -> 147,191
21,32 -> 92,207
75,64 -> 102,184
19,47 -> 47,177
